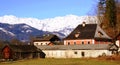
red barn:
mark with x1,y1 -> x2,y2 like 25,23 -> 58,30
1,45 -> 44,60
2,45 -> 12,59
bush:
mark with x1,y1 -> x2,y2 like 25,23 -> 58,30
97,55 -> 120,61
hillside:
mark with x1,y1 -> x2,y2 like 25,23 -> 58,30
0,23 -> 45,42
0,15 -> 98,41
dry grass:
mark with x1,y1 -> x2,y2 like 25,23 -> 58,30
0,58 -> 120,65
97,55 -> 120,61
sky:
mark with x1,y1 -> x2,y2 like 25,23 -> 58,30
0,0 -> 98,19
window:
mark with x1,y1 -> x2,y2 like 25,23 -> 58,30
41,43 -> 43,45
98,31 -> 103,37
82,42 -> 84,44
75,34 -> 79,38
81,52 -> 85,57
88,41 -> 90,44
68,42 -> 70,45
74,51 -> 77,54
74,42 -> 76,45
35,43 -> 38,45
75,32 -> 80,38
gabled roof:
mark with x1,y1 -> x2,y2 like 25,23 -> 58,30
34,34 -> 60,41
64,23 -> 111,40
2,45 -> 41,52
36,44 -> 118,50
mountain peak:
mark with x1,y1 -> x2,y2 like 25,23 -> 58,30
0,15 -> 98,41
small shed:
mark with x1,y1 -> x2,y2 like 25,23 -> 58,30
1,45 -> 44,60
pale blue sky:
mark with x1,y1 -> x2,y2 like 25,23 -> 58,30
0,0 -> 98,19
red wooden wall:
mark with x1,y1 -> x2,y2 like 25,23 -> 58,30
2,46 -> 12,59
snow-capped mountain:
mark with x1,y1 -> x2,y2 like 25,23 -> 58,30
0,15 -> 98,37
0,23 -> 45,41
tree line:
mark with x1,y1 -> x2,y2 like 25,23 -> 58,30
97,0 -> 120,38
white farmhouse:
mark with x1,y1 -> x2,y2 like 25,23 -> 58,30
36,44 -> 118,58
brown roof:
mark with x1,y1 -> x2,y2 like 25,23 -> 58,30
36,44 -> 118,50
2,45 -> 41,52
0,44 -> 5,51
34,34 -> 60,41
64,24 -> 111,40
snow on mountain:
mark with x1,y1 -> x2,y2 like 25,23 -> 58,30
0,23 -> 45,41
0,15 -> 98,37
0,27 -> 15,36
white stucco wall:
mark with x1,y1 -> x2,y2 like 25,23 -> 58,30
115,40 -> 120,51
42,50 -> 111,58
116,40 -> 120,47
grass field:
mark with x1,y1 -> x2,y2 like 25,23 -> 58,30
0,58 -> 120,65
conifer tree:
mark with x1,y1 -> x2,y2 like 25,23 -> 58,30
97,0 -> 117,38
105,0 -> 117,27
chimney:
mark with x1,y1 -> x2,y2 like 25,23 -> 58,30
82,22 -> 86,27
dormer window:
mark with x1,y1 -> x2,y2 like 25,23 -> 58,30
75,32 -> 80,38
98,31 -> 103,37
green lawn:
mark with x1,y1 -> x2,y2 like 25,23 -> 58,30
0,58 -> 120,65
